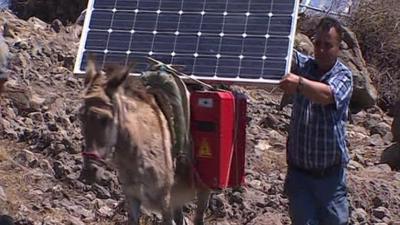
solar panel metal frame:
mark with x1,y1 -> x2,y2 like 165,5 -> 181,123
74,0 -> 300,85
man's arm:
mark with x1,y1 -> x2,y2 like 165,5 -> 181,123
279,73 -> 334,105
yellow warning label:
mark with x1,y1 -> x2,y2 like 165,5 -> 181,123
198,139 -> 212,158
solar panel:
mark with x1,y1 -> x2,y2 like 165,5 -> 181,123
74,0 -> 300,85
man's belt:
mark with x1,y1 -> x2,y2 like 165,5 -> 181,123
288,163 -> 342,178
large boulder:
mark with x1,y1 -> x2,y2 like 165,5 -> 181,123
392,101 -> 400,142
10,0 -> 87,24
294,32 -> 314,56
339,27 -> 378,112
380,143 -> 400,170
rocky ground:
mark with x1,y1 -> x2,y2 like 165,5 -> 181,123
0,9 -> 399,225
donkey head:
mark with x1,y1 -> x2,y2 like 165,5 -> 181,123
79,59 -> 131,183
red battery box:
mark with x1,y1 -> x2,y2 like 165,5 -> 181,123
190,91 -> 246,189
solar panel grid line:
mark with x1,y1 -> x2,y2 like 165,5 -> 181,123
209,0 -> 229,77
228,0 -> 251,78
170,0 -> 194,67
122,1 -> 139,66
100,1 -> 118,67
186,0 -> 207,76
260,0 -> 275,79
74,0 -> 300,85
147,1 -> 163,58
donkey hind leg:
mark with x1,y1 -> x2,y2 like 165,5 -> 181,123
126,198 -> 141,225
194,189 -> 211,225
162,209 -> 176,225
173,207 -> 188,225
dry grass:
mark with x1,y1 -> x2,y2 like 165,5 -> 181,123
348,0 -> 400,110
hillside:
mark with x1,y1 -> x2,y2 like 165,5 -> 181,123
0,8 -> 399,225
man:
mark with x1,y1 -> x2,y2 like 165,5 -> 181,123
279,17 -> 353,225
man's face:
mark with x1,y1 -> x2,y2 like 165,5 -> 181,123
314,27 -> 341,71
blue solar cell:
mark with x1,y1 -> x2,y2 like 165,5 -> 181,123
242,37 -> 266,57
265,37 -> 290,57
227,0 -> 250,13
197,36 -> 220,55
220,37 -> 242,56
249,0 -> 273,14
205,1 -> 227,12
134,12 -> 157,31
115,0 -> 138,10
262,59 -> 287,78
93,0 -> 115,9
239,58 -> 263,78
130,32 -> 153,52
269,16 -> 292,36
223,15 -> 246,34
160,0 -> 182,11
193,56 -> 217,76
178,14 -> 202,33
216,57 -> 240,77
246,15 -> 269,35
138,1 -> 160,10
89,10 -> 113,30
108,31 -> 132,51
182,0 -> 205,12
157,13 -> 179,32
153,34 -> 175,53
272,0 -> 296,14
85,30 -> 109,50
201,14 -> 224,33
111,11 -> 136,30
175,35 -> 198,53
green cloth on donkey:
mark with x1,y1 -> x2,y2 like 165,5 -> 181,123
141,63 -> 191,164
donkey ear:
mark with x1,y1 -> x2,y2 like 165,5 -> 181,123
85,55 -> 98,87
105,63 -> 135,96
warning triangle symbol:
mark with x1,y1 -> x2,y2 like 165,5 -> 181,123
198,139 -> 212,158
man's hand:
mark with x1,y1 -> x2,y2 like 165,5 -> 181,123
279,73 -> 300,94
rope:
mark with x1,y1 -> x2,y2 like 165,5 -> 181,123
146,57 -> 215,90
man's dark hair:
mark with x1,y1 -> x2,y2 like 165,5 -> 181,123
316,17 -> 344,42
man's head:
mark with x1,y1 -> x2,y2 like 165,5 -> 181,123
314,17 -> 343,72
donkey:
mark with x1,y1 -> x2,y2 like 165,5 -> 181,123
79,60 -> 210,225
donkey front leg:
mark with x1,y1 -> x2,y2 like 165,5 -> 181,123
173,207 -> 186,225
194,189 -> 210,225
126,198 -> 141,225
161,194 -> 176,225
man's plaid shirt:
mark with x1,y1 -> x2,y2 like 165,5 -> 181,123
287,51 -> 353,170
